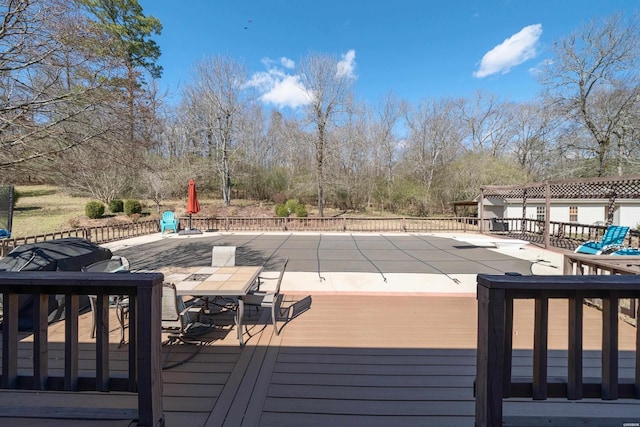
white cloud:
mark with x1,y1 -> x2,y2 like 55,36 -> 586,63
247,50 -> 356,109
337,49 -> 356,78
528,58 -> 553,78
473,24 -> 542,78
245,60 -> 310,109
280,57 -> 295,69
261,74 -> 310,108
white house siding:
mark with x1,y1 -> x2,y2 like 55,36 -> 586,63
488,198 -> 640,229
481,198 -> 505,219
504,204 -> 536,220
618,203 -> 640,229
575,204 -> 607,225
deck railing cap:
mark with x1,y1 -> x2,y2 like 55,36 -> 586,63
477,273 -> 640,291
0,271 -> 164,293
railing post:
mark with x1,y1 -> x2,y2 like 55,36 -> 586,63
533,292 -> 549,400
64,293 -> 80,391
475,284 -> 505,427
2,292 -> 18,388
137,279 -> 164,426
33,293 -> 49,390
636,302 -> 640,398
503,295 -> 513,397
602,291 -> 619,400
95,294 -> 110,392
568,291 -> 584,399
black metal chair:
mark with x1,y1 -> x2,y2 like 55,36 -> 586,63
83,256 -> 130,344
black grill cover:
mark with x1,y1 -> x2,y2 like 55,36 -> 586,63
0,238 -> 113,330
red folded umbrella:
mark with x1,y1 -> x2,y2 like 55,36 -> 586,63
186,179 -> 200,215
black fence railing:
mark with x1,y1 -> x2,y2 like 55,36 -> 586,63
476,274 -> 640,426
0,271 -> 165,426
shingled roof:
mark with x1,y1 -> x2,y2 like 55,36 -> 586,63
481,174 -> 640,200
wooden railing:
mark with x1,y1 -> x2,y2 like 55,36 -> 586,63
564,252 -> 640,323
1,217 -> 484,257
0,271 -> 165,426
475,274 -> 640,427
0,219 -> 160,256
182,215 -> 483,233
7,214 -> 638,258
501,218 -> 640,246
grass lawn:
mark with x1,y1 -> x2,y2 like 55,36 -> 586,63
12,185 -> 92,238
9,185 -> 274,239
8,185 -> 405,239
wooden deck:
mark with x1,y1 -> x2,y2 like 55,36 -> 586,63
1,293 -> 639,426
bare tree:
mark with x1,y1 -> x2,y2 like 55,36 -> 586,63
611,98 -> 640,175
508,100 -> 559,178
372,92 -> 401,184
0,0 -> 117,171
539,13 -> 640,176
457,91 -> 513,157
182,55 -> 251,206
327,100 -> 371,210
298,52 -> 354,217
404,97 -> 461,190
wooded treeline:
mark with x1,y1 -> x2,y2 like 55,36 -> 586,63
2,1 -> 639,216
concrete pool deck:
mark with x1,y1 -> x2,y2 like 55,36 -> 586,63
103,231 -> 567,297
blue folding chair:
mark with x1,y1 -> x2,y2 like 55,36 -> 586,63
574,225 -> 629,255
160,211 -> 178,234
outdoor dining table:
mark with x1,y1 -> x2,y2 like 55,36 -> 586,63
164,265 -> 263,347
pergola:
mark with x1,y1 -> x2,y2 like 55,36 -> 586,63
479,174 -> 640,248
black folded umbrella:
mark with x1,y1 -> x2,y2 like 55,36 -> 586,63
0,237 -> 112,330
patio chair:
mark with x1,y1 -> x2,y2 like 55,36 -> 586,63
211,246 -> 236,267
574,225 -> 630,255
84,256 -> 131,343
160,210 -> 178,234
244,257 -> 288,335
203,245 -> 240,311
162,282 -> 212,344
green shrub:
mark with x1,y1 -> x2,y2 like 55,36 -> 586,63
85,201 -> 105,219
108,199 -> 124,213
275,204 -> 289,217
284,198 -> 299,214
124,199 -> 142,216
282,198 -> 308,217
295,204 -> 308,217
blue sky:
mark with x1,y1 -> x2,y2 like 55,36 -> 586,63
140,0 -> 639,108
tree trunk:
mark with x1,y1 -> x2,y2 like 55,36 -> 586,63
316,120 -> 325,217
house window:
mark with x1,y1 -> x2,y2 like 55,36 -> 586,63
569,206 -> 578,222
536,206 -> 545,221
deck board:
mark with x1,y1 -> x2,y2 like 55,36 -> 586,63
0,294 -> 638,426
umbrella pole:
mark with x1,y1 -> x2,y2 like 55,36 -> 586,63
188,214 -> 192,230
